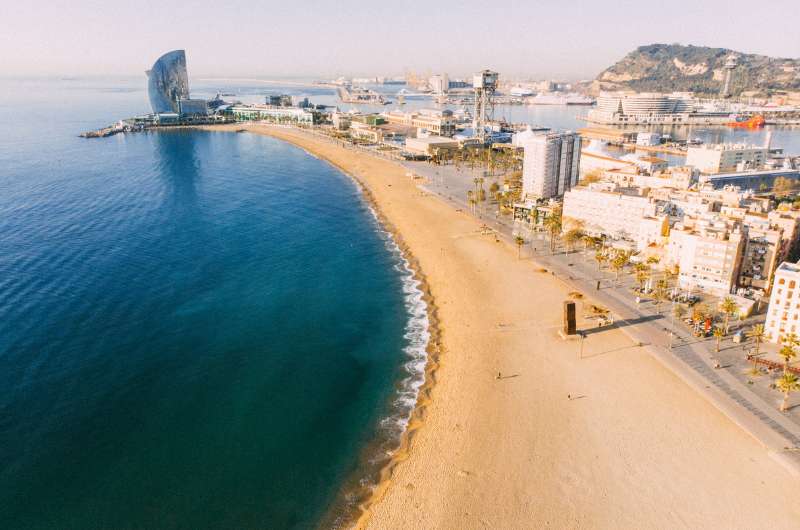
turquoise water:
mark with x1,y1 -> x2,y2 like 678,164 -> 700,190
0,79 -> 428,529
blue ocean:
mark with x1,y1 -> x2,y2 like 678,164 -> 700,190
0,78 -> 429,529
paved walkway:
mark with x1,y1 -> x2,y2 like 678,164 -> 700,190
289,129 -> 800,474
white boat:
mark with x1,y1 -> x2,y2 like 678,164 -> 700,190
509,86 -> 534,97
528,92 -> 594,106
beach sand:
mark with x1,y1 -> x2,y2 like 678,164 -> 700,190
204,124 -> 800,529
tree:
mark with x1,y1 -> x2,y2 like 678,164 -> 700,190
713,326 -> 724,352
634,263 -> 650,291
719,296 -> 738,335
581,235 -> 596,256
594,249 -> 608,271
581,169 -> 603,185
542,206 -> 563,253
778,344 -> 797,376
563,228 -> 585,253
746,324 -> 765,375
776,373 -> 800,412
774,176 -> 798,197
489,181 -> 500,199
515,235 -> 525,259
610,251 -> 628,284
653,279 -> 668,314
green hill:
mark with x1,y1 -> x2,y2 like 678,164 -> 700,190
595,44 -> 800,95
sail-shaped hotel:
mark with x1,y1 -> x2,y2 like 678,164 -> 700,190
146,50 -> 191,114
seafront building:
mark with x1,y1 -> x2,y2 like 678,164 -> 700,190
521,132 -> 581,200
587,92 -> 729,125
146,50 -> 190,114
666,214 -> 745,296
686,144 -> 768,174
562,183 -> 662,244
764,262 -> 800,343
227,105 -> 317,125
383,109 -> 456,137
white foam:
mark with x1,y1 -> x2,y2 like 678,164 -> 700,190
364,205 -> 431,441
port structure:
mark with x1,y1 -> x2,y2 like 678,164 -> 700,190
472,70 -> 498,143
721,54 -> 738,99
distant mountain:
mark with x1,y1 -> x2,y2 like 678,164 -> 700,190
594,44 -> 800,96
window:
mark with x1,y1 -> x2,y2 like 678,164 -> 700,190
791,281 -> 797,289
780,278 -> 786,285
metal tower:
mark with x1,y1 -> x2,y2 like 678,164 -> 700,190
721,54 -> 738,98
472,70 -> 498,143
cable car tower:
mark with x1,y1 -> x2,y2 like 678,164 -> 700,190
721,54 -> 738,99
472,70 -> 498,144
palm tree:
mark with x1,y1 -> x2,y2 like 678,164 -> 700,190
776,373 -> 800,412
746,324 -> 766,375
489,181 -> 500,200
610,252 -> 627,285
720,296 -> 738,335
581,235 -> 596,257
594,249 -> 608,271
652,279 -> 668,314
634,263 -> 650,291
713,326 -> 724,352
515,235 -> 525,259
542,209 -> 562,253
778,340 -> 797,376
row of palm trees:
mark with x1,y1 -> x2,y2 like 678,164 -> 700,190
691,305 -> 800,413
747,327 -> 800,412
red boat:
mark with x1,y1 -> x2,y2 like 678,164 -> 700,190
726,115 -> 766,128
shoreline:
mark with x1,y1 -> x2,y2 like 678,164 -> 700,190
194,123 -> 800,529
196,124 -> 444,528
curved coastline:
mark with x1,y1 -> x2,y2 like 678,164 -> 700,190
192,123 -> 800,530
196,123 -> 443,528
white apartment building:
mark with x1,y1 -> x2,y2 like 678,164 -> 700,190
521,132 -> 581,199
602,165 -> 695,190
686,143 -> 768,174
765,262 -> 800,343
429,74 -> 449,95
738,214 -> 785,291
666,214 -> 745,296
562,183 -> 658,242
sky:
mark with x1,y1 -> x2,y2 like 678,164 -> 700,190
2,0 -> 799,80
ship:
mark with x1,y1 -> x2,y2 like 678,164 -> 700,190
726,114 -> 766,128
509,86 -> 534,97
528,92 -> 594,105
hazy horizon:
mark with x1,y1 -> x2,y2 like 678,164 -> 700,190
3,0 -> 799,80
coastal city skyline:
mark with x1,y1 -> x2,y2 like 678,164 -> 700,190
5,5 -> 800,528
3,0 -> 800,79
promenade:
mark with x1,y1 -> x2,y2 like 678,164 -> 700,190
405,157 -> 800,474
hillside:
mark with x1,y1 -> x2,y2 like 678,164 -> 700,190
594,44 -> 800,96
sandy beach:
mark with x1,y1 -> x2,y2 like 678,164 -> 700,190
204,124 -> 800,529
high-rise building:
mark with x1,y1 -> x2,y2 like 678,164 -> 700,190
521,132 -> 581,199
429,74 -> 449,95
146,50 -> 190,114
